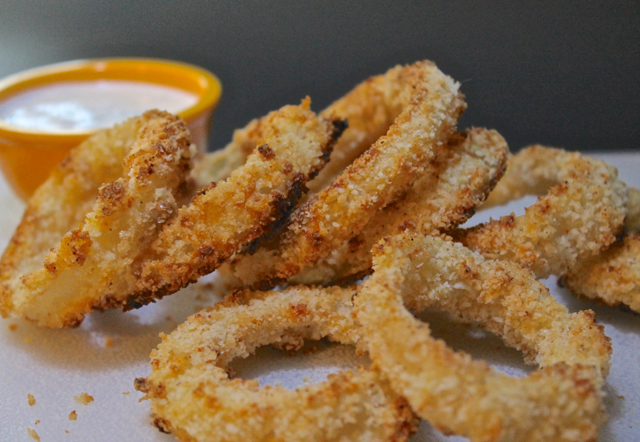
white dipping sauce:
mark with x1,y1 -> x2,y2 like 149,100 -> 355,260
0,80 -> 198,131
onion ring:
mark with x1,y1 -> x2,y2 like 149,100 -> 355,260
127,100 -> 345,305
135,285 -> 419,442
291,127 -> 509,285
191,62 -> 415,195
0,111 -> 194,327
451,145 -> 628,279
220,60 -> 466,289
561,231 -> 640,313
355,232 -> 609,442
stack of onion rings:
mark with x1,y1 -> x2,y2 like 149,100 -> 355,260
135,286 -> 419,442
128,100 -> 345,305
219,60 -> 466,290
355,232 -> 609,441
290,127 -> 509,285
0,110 -> 194,327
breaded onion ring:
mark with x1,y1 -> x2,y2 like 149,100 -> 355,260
220,60 -> 466,289
291,128 -> 509,285
135,286 -> 418,442
559,188 -> 639,312
129,100 -> 345,305
0,111 -> 194,327
561,232 -> 640,313
355,233 -> 609,442
452,146 -> 628,279
192,62 -> 414,194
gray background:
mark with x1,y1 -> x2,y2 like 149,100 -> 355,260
0,0 -> 638,153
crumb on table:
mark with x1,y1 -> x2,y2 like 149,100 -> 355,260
27,394 -> 36,406
69,410 -> 77,421
122,391 -> 130,395
27,428 -> 40,441
34,420 -> 40,425
74,392 -> 94,405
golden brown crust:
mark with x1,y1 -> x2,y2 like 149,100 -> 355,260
354,233 -> 609,442
220,60 -> 466,289
137,286 -> 419,442
290,128 -> 509,285
128,101 -> 344,305
0,111 -> 194,327
452,146 -> 628,279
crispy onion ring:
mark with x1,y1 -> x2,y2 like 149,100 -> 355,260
0,111 -> 194,327
128,100 -> 345,305
220,60 -> 466,289
355,233 -> 609,442
135,286 -> 418,442
192,62 -> 413,194
451,145 -> 628,279
561,230 -> 640,313
291,127 -> 509,285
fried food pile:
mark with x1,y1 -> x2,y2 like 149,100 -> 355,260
2,60 -> 637,441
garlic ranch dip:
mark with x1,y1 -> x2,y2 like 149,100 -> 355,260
0,80 -> 198,131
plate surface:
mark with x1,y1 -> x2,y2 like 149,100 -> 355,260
0,153 -> 638,442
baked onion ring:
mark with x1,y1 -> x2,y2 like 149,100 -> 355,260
355,233 -> 609,442
129,100 -> 345,305
452,146 -> 628,279
220,60 -> 466,289
559,187 -> 639,313
561,233 -> 640,313
191,62 -> 415,195
291,127 -> 509,285
0,111 -> 194,327
135,286 -> 418,442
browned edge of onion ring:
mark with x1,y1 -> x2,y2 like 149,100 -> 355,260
451,145 -> 628,279
355,232 -> 609,442
125,100 -> 346,308
135,285 -> 418,442
0,111 -> 194,327
290,127 -> 509,285
219,60 -> 466,290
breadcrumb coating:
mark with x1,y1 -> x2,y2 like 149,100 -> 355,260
355,233 -> 608,442
291,128 -> 508,285
220,60 -> 466,289
452,146 -> 627,279
0,111 -> 194,327
136,286 -> 418,442
129,101 -> 344,305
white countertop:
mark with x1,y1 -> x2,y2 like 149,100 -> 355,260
0,153 -> 638,442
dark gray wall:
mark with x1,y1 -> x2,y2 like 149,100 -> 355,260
0,1 -> 638,152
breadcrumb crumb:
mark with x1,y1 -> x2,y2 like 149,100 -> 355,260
74,393 -> 94,405
27,394 -> 36,406
122,391 -> 130,395
27,428 -> 40,441
69,410 -> 77,420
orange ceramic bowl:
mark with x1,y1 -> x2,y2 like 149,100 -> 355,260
0,58 -> 221,200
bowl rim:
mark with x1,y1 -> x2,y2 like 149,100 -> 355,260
0,57 -> 222,143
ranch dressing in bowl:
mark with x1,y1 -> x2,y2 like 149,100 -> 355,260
0,80 -> 198,132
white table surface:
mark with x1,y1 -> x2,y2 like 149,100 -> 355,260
0,153 -> 638,442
